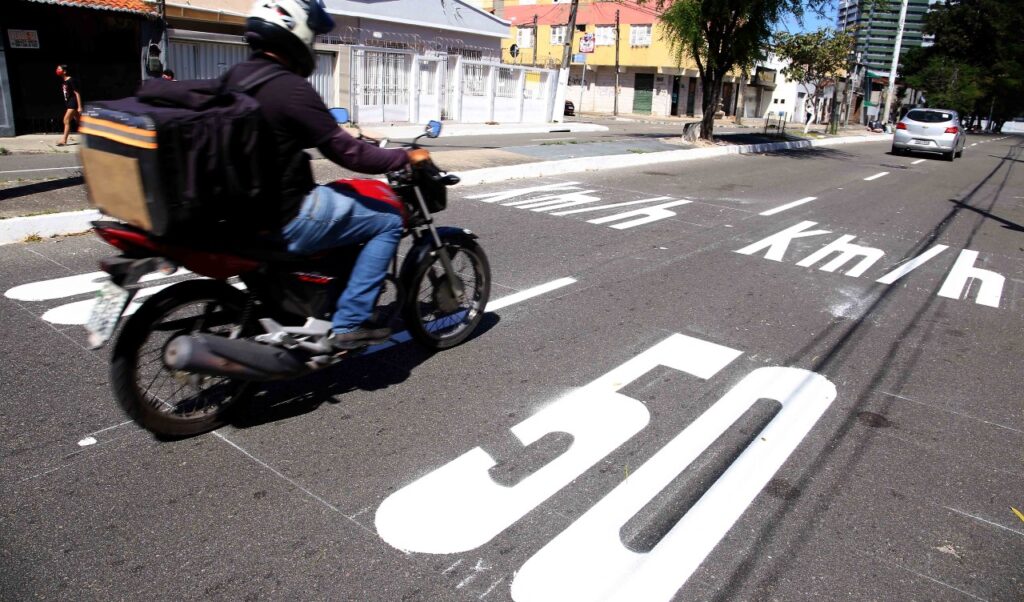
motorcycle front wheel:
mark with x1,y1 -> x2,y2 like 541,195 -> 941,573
403,240 -> 490,350
110,280 -> 250,438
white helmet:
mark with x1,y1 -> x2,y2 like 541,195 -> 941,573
245,0 -> 334,77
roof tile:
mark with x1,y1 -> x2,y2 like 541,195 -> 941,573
24,0 -> 158,16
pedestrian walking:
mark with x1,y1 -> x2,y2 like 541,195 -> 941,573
56,64 -> 81,146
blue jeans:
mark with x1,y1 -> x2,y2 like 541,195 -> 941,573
282,184 -> 403,334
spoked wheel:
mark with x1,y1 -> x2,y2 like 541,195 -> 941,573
403,240 -> 490,350
110,280 -> 250,438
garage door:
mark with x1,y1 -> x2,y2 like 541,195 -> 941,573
633,73 -> 654,114
168,39 -> 335,105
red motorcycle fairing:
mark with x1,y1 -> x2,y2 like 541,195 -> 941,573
331,178 -> 410,224
94,222 -> 261,280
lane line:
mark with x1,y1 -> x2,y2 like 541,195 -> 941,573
970,143 -> 977,147
863,171 -> 889,181
943,506 -> 1024,537
759,196 -> 817,216
911,159 -> 926,165
78,276 -> 579,442
0,166 -> 80,175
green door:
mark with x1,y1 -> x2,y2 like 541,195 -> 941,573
633,73 -> 654,114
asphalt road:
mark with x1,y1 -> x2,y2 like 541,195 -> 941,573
1,135 -> 1022,601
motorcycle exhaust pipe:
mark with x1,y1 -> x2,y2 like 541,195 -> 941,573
164,334 -> 310,382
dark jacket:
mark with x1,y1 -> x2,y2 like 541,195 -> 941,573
222,55 -> 409,225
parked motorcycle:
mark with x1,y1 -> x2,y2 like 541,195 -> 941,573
86,115 -> 490,438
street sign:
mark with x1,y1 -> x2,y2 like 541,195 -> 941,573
572,53 -> 586,64
8,29 -> 39,49
579,33 -> 595,53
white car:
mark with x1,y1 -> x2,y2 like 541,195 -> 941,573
892,108 -> 966,161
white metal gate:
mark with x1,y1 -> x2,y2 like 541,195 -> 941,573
415,58 -> 442,123
354,49 -> 411,123
167,37 -> 336,105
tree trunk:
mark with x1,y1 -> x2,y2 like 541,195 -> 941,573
735,69 -> 747,126
828,82 -> 841,134
699,72 -> 724,140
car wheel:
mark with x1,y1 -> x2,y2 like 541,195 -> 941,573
943,150 -> 955,162
891,145 -> 902,156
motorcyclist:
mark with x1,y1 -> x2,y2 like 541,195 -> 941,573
224,0 -> 429,350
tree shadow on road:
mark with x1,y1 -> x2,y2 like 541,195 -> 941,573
709,136 -> 1020,602
0,176 -> 82,202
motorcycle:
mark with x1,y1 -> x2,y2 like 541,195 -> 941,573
85,114 -> 490,438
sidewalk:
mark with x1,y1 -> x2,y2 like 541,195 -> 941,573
0,120 -> 611,156
0,122 -> 891,244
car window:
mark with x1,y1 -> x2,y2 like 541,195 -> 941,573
906,110 -> 953,123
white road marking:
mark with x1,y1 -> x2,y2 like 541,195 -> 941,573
970,143 -> 977,147
486,277 -> 576,311
759,196 -> 817,216
912,159 -> 926,165
77,437 -> 97,447
375,334 -> 742,555
863,171 -> 889,181
943,506 -> 1024,537
0,166 -> 80,175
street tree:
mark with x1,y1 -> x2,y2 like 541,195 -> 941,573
902,0 -> 1024,131
773,28 -> 854,134
644,0 -> 823,140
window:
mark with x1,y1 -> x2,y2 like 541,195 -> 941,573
551,25 -> 567,45
463,64 -> 487,96
517,26 -> 534,49
596,25 -> 616,46
496,68 -> 518,98
630,24 -> 652,47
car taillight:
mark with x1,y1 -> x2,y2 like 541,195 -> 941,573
945,126 -> 959,134
896,122 -> 907,130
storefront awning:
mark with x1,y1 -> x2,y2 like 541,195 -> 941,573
21,0 -> 157,16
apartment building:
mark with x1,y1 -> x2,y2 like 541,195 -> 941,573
838,0 -> 935,73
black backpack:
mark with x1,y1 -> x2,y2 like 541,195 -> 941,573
80,65 -> 286,239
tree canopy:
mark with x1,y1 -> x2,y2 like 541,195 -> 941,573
642,0 -> 824,140
902,0 -> 1024,129
773,28 -> 855,132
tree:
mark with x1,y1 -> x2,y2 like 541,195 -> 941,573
773,28 -> 854,134
902,0 -> 1024,131
644,0 -> 822,140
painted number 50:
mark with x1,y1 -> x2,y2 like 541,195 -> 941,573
375,334 -> 837,602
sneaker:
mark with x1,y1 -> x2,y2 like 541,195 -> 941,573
327,326 -> 392,351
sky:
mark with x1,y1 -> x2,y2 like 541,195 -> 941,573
777,3 -> 839,34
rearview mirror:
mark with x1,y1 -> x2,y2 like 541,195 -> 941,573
330,107 -> 350,124
425,120 -> 442,138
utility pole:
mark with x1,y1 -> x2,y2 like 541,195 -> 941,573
614,9 -> 620,116
531,14 -> 538,68
560,0 -> 581,69
881,0 -> 909,128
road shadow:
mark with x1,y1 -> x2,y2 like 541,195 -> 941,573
709,135 -> 1020,601
0,175 -> 83,202
227,313 -> 501,430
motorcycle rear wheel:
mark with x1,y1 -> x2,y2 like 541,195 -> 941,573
110,280 -> 250,438
403,240 -> 490,350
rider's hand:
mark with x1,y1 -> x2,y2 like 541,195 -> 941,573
407,148 -> 431,165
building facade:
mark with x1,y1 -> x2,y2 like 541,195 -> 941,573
487,0 -> 782,120
162,0 -> 555,124
0,0 -> 159,136
838,0 -> 934,73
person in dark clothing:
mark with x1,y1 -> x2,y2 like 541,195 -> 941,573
226,0 -> 427,350
56,64 -> 81,146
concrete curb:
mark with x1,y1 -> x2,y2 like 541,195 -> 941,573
1,209 -> 101,245
0,134 -> 889,246
455,134 -> 890,186
365,122 -> 610,139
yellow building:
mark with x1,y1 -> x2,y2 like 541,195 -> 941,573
474,0 -> 770,118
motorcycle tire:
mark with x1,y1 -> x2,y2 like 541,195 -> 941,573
110,279 -> 250,438
402,239 -> 491,350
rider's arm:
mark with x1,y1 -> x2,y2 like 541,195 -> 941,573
282,81 -> 411,174
317,128 -> 410,174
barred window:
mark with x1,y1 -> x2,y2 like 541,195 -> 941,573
630,24 -> 652,47
551,25 -> 567,45
463,64 -> 487,96
496,68 -> 518,98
